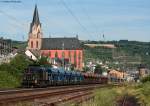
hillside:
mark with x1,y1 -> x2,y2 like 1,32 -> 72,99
12,41 -> 27,49
83,40 -> 150,69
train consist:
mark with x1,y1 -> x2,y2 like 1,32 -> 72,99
22,65 -> 108,87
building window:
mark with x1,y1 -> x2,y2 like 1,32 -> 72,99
68,51 -> 71,62
55,51 -> 58,58
74,51 -> 76,66
78,52 -> 81,67
62,51 -> 65,58
31,41 -> 33,48
36,41 -> 38,48
49,51 -> 51,57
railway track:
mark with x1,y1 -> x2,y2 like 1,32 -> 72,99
0,84 -> 107,106
0,84 -> 88,95
117,95 -> 140,106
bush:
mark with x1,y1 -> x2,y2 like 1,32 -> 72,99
94,88 -> 118,106
141,75 -> 150,83
0,71 -> 20,88
0,54 -> 32,88
94,64 -> 103,74
136,82 -> 150,105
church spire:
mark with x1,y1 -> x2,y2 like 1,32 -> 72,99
29,4 -> 41,33
28,4 -> 42,50
32,4 -> 40,25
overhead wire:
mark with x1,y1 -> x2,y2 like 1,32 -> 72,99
58,0 -> 92,38
0,0 -> 97,40
0,0 -> 29,41
80,4 -> 101,40
0,9 -> 28,31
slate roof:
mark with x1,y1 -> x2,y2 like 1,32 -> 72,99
41,37 -> 82,50
32,5 -> 40,25
30,5 -> 41,33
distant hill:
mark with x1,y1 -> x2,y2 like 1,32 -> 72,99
82,40 -> 150,68
12,41 -> 27,49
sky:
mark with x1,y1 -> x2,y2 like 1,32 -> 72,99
0,0 -> 150,41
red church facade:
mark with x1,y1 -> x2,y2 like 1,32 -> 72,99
27,5 -> 83,70
41,50 -> 83,69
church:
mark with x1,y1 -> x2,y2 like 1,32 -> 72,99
27,5 -> 83,70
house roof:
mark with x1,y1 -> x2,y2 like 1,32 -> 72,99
28,49 -> 40,57
41,37 -> 82,50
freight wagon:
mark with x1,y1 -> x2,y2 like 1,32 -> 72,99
22,65 -> 108,87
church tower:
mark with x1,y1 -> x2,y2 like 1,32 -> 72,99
27,5 -> 42,50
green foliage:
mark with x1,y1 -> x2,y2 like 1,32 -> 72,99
94,64 -> 103,74
72,87 -> 119,106
84,47 -> 113,62
94,88 -> 118,106
55,51 -> 58,58
0,54 -> 32,88
82,66 -> 90,72
10,54 -> 32,76
140,82 -> 150,96
0,71 -> 19,88
141,75 -> 150,83
70,83 -> 150,106
33,56 -> 52,67
74,51 -> 76,66
84,41 -> 150,68
70,64 -> 75,71
135,82 -> 150,105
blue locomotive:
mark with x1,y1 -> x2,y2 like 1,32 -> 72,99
22,65 -> 108,87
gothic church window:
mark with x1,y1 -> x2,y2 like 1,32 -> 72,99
36,41 -> 38,48
31,41 -> 33,48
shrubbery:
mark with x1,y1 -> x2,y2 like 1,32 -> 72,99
141,75 -> 150,83
0,54 -> 32,88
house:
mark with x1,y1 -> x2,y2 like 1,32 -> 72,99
108,69 -> 127,82
0,37 -> 12,57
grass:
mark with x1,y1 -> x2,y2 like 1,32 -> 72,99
69,83 -> 148,106
70,86 -> 121,106
0,71 -> 20,88
135,82 -> 150,106
93,88 -> 118,106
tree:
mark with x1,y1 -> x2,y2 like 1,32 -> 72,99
0,54 -> 33,88
94,64 -> 103,74
34,56 -> 51,67
70,64 -> 75,71
55,51 -> 58,58
9,54 -> 33,76
74,51 -> 76,67
78,52 -> 81,67
83,66 -> 90,72
68,51 -> 71,62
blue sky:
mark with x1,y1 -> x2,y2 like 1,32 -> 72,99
0,0 -> 150,41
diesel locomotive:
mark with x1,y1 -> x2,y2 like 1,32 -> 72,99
22,65 -> 108,87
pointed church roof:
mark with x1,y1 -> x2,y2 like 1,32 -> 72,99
32,5 -> 40,25
29,5 -> 41,33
